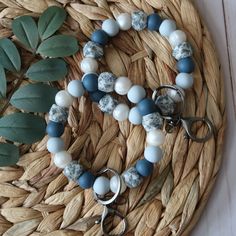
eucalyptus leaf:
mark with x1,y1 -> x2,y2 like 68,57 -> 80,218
0,113 -> 46,144
0,65 -> 6,98
25,58 -> 67,82
0,143 -> 19,166
10,83 -> 58,112
38,6 -> 67,40
12,15 -> 39,51
0,38 -> 21,72
37,35 -> 79,58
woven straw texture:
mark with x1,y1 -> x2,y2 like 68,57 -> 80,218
0,0 -> 226,235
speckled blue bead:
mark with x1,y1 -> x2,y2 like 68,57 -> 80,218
46,121 -> 64,137
147,13 -> 162,31
82,73 -> 98,92
136,159 -> 154,177
89,90 -> 106,103
77,171 -> 96,189
177,57 -> 195,73
137,98 -> 158,116
91,29 -> 109,46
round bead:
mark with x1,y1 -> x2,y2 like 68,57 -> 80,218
67,80 -> 85,97
177,57 -> 195,73
114,76 -> 132,95
102,19 -> 119,37
98,94 -> 118,114
166,85 -> 185,103
122,167 -> 143,188
83,41 -> 104,59
175,73 -> 194,89
169,30 -> 187,48
127,85 -> 146,104
82,73 -> 98,92
47,137 -> 65,154
142,112 -> 163,132
146,129 -> 165,146
77,171 -> 96,189
147,13 -> 162,31
113,103 -> 130,121
55,90 -> 74,108
159,19 -> 177,37
80,58 -> 98,73
91,29 -> 109,46
128,107 -> 142,125
54,151 -> 72,169
131,11 -> 147,31
136,159 -> 153,177
63,161 -> 84,181
144,146 -> 163,163
98,72 -> 116,92
116,13 -> 132,31
93,176 -> 110,195
172,42 -> 193,60
89,90 -> 106,103
49,104 -> 68,123
46,121 -> 64,137
110,175 -> 127,194
137,98 -> 157,116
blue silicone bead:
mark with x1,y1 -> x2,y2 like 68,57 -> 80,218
89,90 -> 106,103
91,29 -> 109,46
77,171 -> 96,189
147,13 -> 162,31
46,121 -> 64,137
137,98 -> 158,116
177,57 -> 195,73
82,73 -> 98,92
136,159 -> 154,177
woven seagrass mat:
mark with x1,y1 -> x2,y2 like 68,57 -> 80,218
0,0 -> 226,235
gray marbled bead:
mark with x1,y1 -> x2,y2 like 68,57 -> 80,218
49,104 -> 69,123
83,41 -> 104,59
63,161 -> 84,181
142,112 -> 163,132
155,95 -> 176,115
172,42 -> 193,60
122,167 -> 143,188
98,72 -> 116,92
98,94 -> 118,114
131,11 -> 147,31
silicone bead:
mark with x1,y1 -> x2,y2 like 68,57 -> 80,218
46,121 -> 64,137
80,58 -> 98,73
113,103 -> 130,121
102,19 -> 119,37
172,42 -> 193,60
49,104 -> 68,123
91,29 -> 109,46
144,146 -> 163,163
122,167 -> 143,188
83,41 -> 104,59
82,73 -> 98,92
136,159 -> 153,177
169,30 -> 187,48
127,85 -> 146,104
89,90 -> 106,103
175,73 -> 194,89
142,112 -> 163,132
78,171 -> 96,189
159,19 -> 176,37
47,137 -> 65,154
114,76 -> 132,95
131,11 -> 147,31
128,107 -> 142,125
63,161 -> 84,181
98,72 -> 116,92
55,90 -> 74,108
93,176 -> 110,195
137,98 -> 157,116
116,13 -> 132,31
98,94 -> 118,114
54,151 -> 72,169
67,80 -> 85,97
147,13 -> 162,31
110,175 -> 127,194
146,129 -> 165,146
177,57 -> 195,73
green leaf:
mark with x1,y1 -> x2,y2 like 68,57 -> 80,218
25,58 -> 68,82
10,83 -> 58,112
37,35 -> 79,58
38,6 -> 67,40
0,65 -> 6,98
0,113 -> 46,144
12,15 -> 39,51
0,143 -> 19,166
0,38 -> 21,72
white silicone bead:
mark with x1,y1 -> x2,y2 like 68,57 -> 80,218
110,175 -> 127,194
54,151 -> 72,169
102,19 -> 120,37
116,13 -> 132,31
114,76 -> 132,95
55,90 -> 74,108
67,80 -> 85,98
80,58 -> 98,73
159,19 -> 176,37
175,73 -> 194,89
167,85 -> 185,102
169,30 -> 187,48
127,85 -> 146,103
128,107 -> 142,125
47,137 -> 65,154
144,146 -> 163,163
113,103 -> 130,121
146,129 -> 165,146
93,176 -> 110,195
